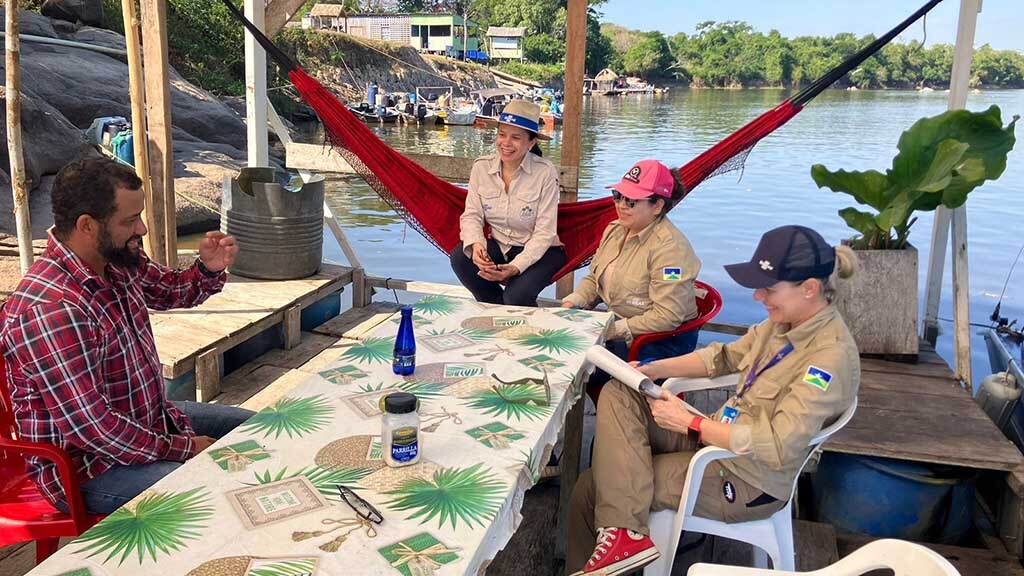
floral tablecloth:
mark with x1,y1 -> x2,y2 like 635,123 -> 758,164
30,296 -> 611,576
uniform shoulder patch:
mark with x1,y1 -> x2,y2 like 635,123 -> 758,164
662,267 -> 682,281
803,365 -> 833,391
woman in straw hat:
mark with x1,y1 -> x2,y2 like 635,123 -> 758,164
451,99 -> 565,306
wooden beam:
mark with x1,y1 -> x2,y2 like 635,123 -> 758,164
265,0 -> 308,37
195,349 -> 220,402
556,0 -> 587,299
139,0 -> 176,265
245,0 -> 269,167
283,304 -> 301,350
285,142 -> 579,193
949,0 -> 982,387
121,0 -> 158,259
5,0 -> 33,274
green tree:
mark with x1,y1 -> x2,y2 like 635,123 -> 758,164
524,33 -> 565,64
621,31 -> 672,78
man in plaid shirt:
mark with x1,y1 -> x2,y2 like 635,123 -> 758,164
1,158 -> 255,514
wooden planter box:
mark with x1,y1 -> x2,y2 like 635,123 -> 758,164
834,244 -> 919,359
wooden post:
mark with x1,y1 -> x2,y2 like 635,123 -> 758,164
245,0 -> 269,168
121,0 -> 158,254
555,0 -> 587,299
139,0 -> 175,265
5,0 -> 33,274
923,0 -> 980,385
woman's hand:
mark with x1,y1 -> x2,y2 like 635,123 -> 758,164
561,300 -> 575,309
636,360 -> 665,381
471,243 -> 494,270
646,389 -> 693,434
478,264 -> 520,282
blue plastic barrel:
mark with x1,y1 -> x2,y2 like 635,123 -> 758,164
812,453 -> 975,544
367,83 -> 378,106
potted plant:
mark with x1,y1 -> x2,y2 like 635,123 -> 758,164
811,105 -> 1017,357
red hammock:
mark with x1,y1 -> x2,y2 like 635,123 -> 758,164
222,0 -> 943,281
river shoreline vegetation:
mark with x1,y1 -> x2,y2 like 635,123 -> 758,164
21,1 -> 1024,95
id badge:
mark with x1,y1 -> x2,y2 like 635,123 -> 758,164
721,406 -> 739,424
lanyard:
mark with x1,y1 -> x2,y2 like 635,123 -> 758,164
736,342 -> 794,400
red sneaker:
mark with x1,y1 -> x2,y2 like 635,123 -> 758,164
572,527 -> 660,576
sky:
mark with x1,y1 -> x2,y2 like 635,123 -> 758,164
597,0 -> 1024,52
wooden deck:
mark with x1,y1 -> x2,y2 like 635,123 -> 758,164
150,263 -> 353,401
824,344 -> 1023,472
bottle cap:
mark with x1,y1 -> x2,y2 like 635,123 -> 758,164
400,305 -> 413,316
383,392 -> 418,414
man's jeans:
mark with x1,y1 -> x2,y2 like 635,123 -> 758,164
55,401 -> 255,514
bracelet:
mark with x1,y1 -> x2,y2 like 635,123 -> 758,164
688,415 -> 704,444
195,259 -> 223,278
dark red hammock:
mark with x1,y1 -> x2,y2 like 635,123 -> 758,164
221,0 -> 942,281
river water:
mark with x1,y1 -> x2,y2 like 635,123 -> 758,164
297,88 -> 1024,384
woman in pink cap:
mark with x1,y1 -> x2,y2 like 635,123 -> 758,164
563,159 -> 702,371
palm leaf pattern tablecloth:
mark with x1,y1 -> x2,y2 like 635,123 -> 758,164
31,299 -> 611,576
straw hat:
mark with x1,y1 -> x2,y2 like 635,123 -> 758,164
497,99 -> 551,141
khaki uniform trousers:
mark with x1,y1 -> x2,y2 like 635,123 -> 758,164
567,380 -> 786,573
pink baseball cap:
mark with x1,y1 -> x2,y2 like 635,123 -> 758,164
605,159 -> 675,200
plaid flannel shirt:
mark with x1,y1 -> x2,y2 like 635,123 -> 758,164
0,234 -> 226,505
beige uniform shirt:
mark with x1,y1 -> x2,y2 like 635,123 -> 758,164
695,305 -> 860,500
459,152 -> 562,273
563,218 -> 700,341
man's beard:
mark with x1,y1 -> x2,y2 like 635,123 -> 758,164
98,225 -> 143,268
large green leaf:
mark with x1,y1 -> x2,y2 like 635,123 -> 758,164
239,395 -> 334,439
384,463 -> 505,530
73,488 -> 213,565
811,165 -> 890,210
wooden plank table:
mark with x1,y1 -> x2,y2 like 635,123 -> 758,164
28,297 -> 611,576
150,264 -> 353,401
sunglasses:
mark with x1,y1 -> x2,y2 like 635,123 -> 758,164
337,485 -> 383,524
490,370 -> 551,406
611,190 -> 656,209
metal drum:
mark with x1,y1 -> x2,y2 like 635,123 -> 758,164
221,167 -> 325,280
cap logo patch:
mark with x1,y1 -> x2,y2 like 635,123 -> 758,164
759,260 -> 774,271
623,166 -> 642,184
662,267 -> 682,281
723,480 -> 736,503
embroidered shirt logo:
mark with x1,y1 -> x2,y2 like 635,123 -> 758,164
803,365 -> 833,391
759,260 -> 773,271
662,267 -> 682,281
624,166 -> 642,184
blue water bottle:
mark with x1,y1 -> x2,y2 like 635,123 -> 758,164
393,305 -> 416,375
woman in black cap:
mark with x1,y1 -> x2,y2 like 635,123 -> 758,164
566,225 -> 860,576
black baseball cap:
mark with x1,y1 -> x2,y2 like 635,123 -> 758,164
724,225 -> 836,289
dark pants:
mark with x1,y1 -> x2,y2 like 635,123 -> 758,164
56,401 -> 255,514
450,239 -> 566,307
589,328 -> 700,388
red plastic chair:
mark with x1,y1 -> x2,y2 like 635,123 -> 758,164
588,280 -> 723,405
0,311 -> 104,564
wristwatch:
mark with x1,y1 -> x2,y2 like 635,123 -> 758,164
688,415 -> 705,444
195,259 -> 223,278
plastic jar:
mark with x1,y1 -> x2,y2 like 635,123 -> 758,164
381,392 -> 421,467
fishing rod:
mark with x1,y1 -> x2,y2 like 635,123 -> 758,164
991,240 -> 1024,342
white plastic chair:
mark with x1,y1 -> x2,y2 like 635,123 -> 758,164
643,394 -> 858,576
686,538 -> 961,575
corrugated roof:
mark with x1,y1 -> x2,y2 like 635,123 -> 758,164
486,26 -> 526,37
310,4 -> 346,17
